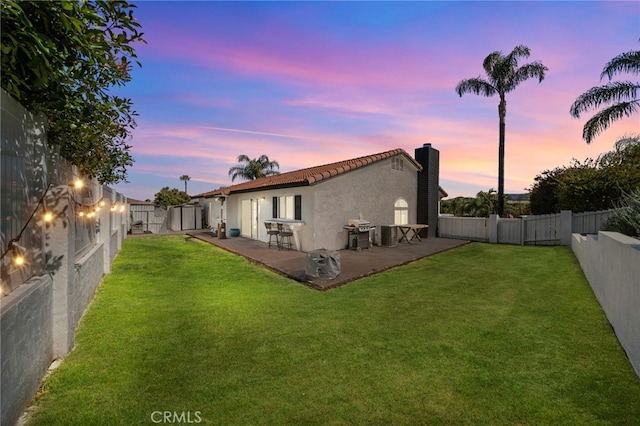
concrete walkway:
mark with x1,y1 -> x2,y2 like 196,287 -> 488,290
189,230 -> 468,290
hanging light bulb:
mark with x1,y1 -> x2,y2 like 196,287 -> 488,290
119,205 -> 125,213
73,179 -> 84,189
99,200 -> 105,207
43,211 -> 54,223
78,211 -> 85,217
14,254 -> 25,266
10,241 -> 26,267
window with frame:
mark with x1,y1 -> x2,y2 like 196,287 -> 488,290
272,195 -> 302,220
391,157 -> 404,171
394,198 -> 409,225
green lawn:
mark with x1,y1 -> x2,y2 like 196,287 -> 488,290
26,236 -> 640,425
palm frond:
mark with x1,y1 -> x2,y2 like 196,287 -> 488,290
510,61 -> 548,88
504,45 -> 531,69
582,100 -> 640,144
570,81 -> 640,117
600,50 -> 640,80
455,77 -> 496,97
482,51 -> 503,76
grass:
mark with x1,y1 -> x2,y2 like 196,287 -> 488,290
26,235 -> 640,425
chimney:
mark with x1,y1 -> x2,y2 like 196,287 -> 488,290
415,143 -> 439,238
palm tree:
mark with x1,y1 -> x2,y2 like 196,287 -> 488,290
228,154 -> 280,182
570,48 -> 640,144
456,45 -> 548,216
179,175 -> 191,194
476,189 -> 498,217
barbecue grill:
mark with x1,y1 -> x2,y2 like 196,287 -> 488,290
344,219 -> 372,250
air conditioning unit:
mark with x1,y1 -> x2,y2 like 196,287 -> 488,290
380,225 -> 398,247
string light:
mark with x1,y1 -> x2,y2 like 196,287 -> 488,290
9,240 -> 26,267
1,179 -> 127,269
0,184 -> 54,267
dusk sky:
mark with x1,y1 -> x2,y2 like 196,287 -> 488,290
112,1 -> 640,201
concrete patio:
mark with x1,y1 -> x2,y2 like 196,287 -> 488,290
188,230 -> 469,290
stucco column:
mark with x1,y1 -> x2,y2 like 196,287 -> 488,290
46,185 -> 76,357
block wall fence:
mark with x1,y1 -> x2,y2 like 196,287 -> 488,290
1,90 -> 130,426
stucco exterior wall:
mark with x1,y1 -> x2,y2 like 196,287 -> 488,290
224,186 -> 315,251
71,244 -> 105,330
217,153 -> 419,252
572,231 -> 640,378
0,275 -> 53,426
312,154 -> 419,251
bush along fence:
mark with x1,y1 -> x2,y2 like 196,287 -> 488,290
0,89 -> 130,426
438,209 -> 617,245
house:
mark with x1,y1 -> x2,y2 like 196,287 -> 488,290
192,144 -> 442,251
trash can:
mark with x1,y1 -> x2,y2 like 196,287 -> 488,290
306,249 -> 341,279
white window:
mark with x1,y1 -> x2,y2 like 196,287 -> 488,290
279,195 -> 294,220
273,195 -> 302,220
394,198 -> 409,225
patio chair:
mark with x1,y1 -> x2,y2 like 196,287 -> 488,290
265,222 -> 280,248
277,223 -> 294,250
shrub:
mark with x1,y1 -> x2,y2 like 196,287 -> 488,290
602,188 -> 640,237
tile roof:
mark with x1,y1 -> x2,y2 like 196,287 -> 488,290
194,148 -> 422,198
126,197 -> 154,205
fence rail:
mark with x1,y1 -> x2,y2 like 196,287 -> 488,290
438,209 -> 618,246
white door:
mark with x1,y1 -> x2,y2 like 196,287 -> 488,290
241,199 -> 259,238
252,199 -> 258,239
241,199 -> 252,237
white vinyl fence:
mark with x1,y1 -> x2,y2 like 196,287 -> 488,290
130,204 -> 168,234
438,209 -> 617,246
437,217 -> 489,242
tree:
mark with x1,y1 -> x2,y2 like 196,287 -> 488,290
529,134 -> 640,214
179,175 -> 191,194
0,0 -> 145,184
455,45 -> 548,216
228,154 -> 280,182
153,187 -> 190,207
570,46 -> 640,144
475,189 -> 498,217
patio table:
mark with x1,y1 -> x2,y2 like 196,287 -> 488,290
397,224 -> 428,244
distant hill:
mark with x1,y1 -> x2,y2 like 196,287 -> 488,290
506,193 -> 530,202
